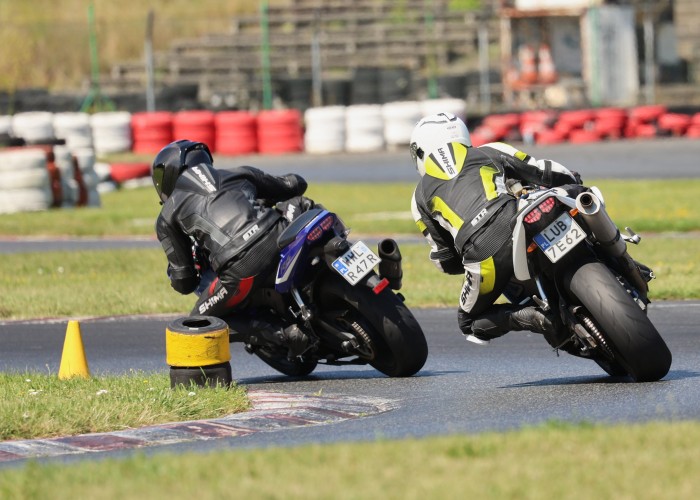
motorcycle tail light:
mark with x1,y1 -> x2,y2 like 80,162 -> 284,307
307,226 -> 323,241
320,214 -> 334,230
524,208 -> 542,224
539,197 -> 556,213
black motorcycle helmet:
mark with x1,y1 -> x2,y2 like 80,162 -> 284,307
151,139 -> 214,202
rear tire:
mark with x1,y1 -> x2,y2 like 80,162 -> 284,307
315,276 -> 428,377
568,262 -> 672,382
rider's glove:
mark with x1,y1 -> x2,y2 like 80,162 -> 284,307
276,196 -> 316,222
282,173 -> 308,196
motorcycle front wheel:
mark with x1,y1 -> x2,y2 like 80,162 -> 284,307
314,275 -> 428,377
567,261 -> 672,382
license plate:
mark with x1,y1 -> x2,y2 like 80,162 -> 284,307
332,241 -> 381,285
533,213 -> 586,263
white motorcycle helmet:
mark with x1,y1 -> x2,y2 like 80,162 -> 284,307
410,112 -> 471,177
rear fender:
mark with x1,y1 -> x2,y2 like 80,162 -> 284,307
511,187 -> 578,281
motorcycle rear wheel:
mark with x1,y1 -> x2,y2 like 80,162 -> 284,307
315,275 -> 428,377
568,262 -> 672,382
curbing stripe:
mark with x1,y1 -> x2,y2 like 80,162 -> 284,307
0,390 -> 398,463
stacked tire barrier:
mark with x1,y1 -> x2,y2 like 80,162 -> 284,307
131,111 -> 173,154
257,109 -> 304,154
215,111 -> 258,155
345,105 -> 385,152
303,106 -> 346,154
2,101 -> 700,213
53,112 -> 93,150
470,105 -> 700,147
0,145 -> 100,214
173,110 -> 216,152
0,148 -> 52,214
90,112 -> 132,155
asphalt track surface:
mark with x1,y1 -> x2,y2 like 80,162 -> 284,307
1,303 -> 699,466
0,137 -> 698,465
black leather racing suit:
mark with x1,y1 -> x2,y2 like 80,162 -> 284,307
155,163 -> 308,317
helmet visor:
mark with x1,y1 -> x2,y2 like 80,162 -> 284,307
152,165 -> 167,203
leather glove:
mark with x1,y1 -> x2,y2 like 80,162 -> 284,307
282,173 -> 308,196
276,196 -> 315,222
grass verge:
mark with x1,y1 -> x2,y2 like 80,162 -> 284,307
0,372 -> 249,441
0,237 -> 698,320
0,179 -> 698,237
1,421 -> 699,498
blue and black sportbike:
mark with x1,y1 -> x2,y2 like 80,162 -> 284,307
222,207 -> 428,378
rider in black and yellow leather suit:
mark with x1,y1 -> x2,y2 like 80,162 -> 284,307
409,112 -> 582,344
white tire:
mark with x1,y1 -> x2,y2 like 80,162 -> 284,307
0,187 -> 52,214
0,168 -> 49,189
0,115 -> 12,135
91,112 -> 132,155
12,112 -> 55,143
52,145 -> 75,178
381,101 -> 423,147
0,148 -> 47,172
304,106 -> 346,154
345,105 -> 385,152
53,112 -> 93,149
72,148 -> 96,173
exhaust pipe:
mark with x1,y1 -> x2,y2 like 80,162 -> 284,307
575,191 -> 626,257
576,190 -> 649,297
377,238 -> 403,290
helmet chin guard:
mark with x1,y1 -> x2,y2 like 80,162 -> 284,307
410,112 -> 471,176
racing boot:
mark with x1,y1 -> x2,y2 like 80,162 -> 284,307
242,321 -> 309,359
464,305 -> 557,346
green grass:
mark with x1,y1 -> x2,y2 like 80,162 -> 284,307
1,420 -> 699,499
0,237 -> 697,321
0,372 -> 249,441
1,179 -> 699,237
0,180 -> 698,493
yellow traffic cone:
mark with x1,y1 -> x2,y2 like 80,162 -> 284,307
58,320 -> 90,379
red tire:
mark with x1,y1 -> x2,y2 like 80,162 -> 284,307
535,128 -> 565,145
110,162 -> 151,183
569,128 -> 602,144
657,113 -> 692,136
131,112 -> 173,154
257,110 -> 303,154
629,105 -> 666,123
173,110 -> 216,150
215,111 -> 258,155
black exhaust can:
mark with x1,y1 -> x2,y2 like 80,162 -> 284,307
378,238 -> 403,290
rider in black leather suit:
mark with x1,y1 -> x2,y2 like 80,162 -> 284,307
151,140 -> 312,324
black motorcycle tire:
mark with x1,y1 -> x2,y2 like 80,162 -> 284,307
567,261 -> 672,382
315,275 -> 428,377
253,345 -> 318,377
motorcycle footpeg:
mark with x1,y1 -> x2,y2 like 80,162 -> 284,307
531,295 -> 549,311
622,227 -> 641,245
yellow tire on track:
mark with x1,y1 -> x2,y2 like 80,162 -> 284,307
165,316 -> 232,388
